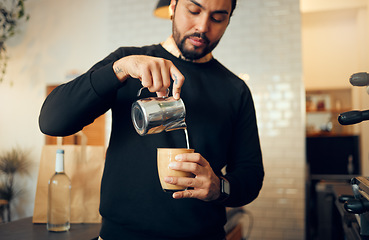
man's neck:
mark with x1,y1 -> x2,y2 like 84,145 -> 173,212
160,36 -> 213,63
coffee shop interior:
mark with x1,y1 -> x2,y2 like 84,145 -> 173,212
3,0 -> 369,239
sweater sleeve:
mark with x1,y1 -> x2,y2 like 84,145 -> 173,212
223,85 -> 264,207
39,50 -> 124,137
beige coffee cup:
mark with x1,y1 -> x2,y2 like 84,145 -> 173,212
157,148 -> 195,192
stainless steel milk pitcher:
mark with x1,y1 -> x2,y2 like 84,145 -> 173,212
131,88 -> 186,136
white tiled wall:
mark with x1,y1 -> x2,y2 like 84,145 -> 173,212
229,1 -> 305,239
107,0 -> 305,239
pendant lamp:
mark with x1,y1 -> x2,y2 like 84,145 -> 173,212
154,0 -> 171,19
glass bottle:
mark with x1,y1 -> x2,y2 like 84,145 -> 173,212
47,149 -> 71,232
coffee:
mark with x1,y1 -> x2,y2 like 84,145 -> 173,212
157,148 -> 194,192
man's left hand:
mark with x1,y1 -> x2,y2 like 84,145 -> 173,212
164,153 -> 221,201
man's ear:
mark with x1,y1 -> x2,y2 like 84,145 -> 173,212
169,0 -> 177,20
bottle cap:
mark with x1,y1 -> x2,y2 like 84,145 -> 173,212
55,149 -> 65,173
57,149 -> 65,154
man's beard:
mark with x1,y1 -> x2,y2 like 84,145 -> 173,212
172,23 -> 220,60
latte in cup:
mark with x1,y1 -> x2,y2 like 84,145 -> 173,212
157,148 -> 194,192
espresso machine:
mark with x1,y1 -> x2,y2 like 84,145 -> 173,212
339,72 -> 369,238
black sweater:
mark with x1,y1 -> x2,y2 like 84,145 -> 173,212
39,44 -> 264,240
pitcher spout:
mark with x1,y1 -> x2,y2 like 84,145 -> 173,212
165,120 -> 187,132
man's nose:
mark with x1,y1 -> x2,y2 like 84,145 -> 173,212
195,15 -> 210,33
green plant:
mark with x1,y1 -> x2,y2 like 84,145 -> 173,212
0,0 -> 29,83
0,147 -> 31,222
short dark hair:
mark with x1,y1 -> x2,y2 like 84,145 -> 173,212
230,0 -> 237,17
174,0 -> 237,17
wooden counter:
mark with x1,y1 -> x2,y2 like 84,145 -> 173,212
1,217 -> 100,240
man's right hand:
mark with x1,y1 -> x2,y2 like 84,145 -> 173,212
113,55 -> 185,99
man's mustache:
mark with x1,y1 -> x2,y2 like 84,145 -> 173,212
186,32 -> 210,44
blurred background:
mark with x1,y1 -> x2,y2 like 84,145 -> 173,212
1,0 -> 369,239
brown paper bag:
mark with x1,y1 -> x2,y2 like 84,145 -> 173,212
32,142 -> 105,223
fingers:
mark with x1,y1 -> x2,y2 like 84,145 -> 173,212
175,153 -> 208,167
140,67 -> 153,90
141,61 -> 168,93
148,61 -> 183,99
165,176 -> 200,188
115,55 -> 184,99
169,185 -> 215,201
168,160 -> 203,176
164,177 -> 210,200
164,153 -> 220,201
171,189 -> 219,201
165,174 -> 219,201
173,190 -> 195,199
155,65 -> 172,97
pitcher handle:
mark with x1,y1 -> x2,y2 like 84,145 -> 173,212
137,87 -> 170,98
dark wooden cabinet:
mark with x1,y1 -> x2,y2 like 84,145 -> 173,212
306,135 -> 360,175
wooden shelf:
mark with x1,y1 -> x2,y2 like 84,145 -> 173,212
306,108 -> 351,113
306,132 -> 356,138
306,88 -> 353,136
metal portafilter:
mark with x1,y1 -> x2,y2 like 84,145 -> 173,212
338,72 -> 369,126
350,72 -> 369,86
338,110 -> 369,125
349,72 -> 369,94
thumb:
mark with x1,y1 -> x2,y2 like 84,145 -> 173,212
170,67 -> 185,100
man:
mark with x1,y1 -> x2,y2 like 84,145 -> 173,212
39,0 -> 264,239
